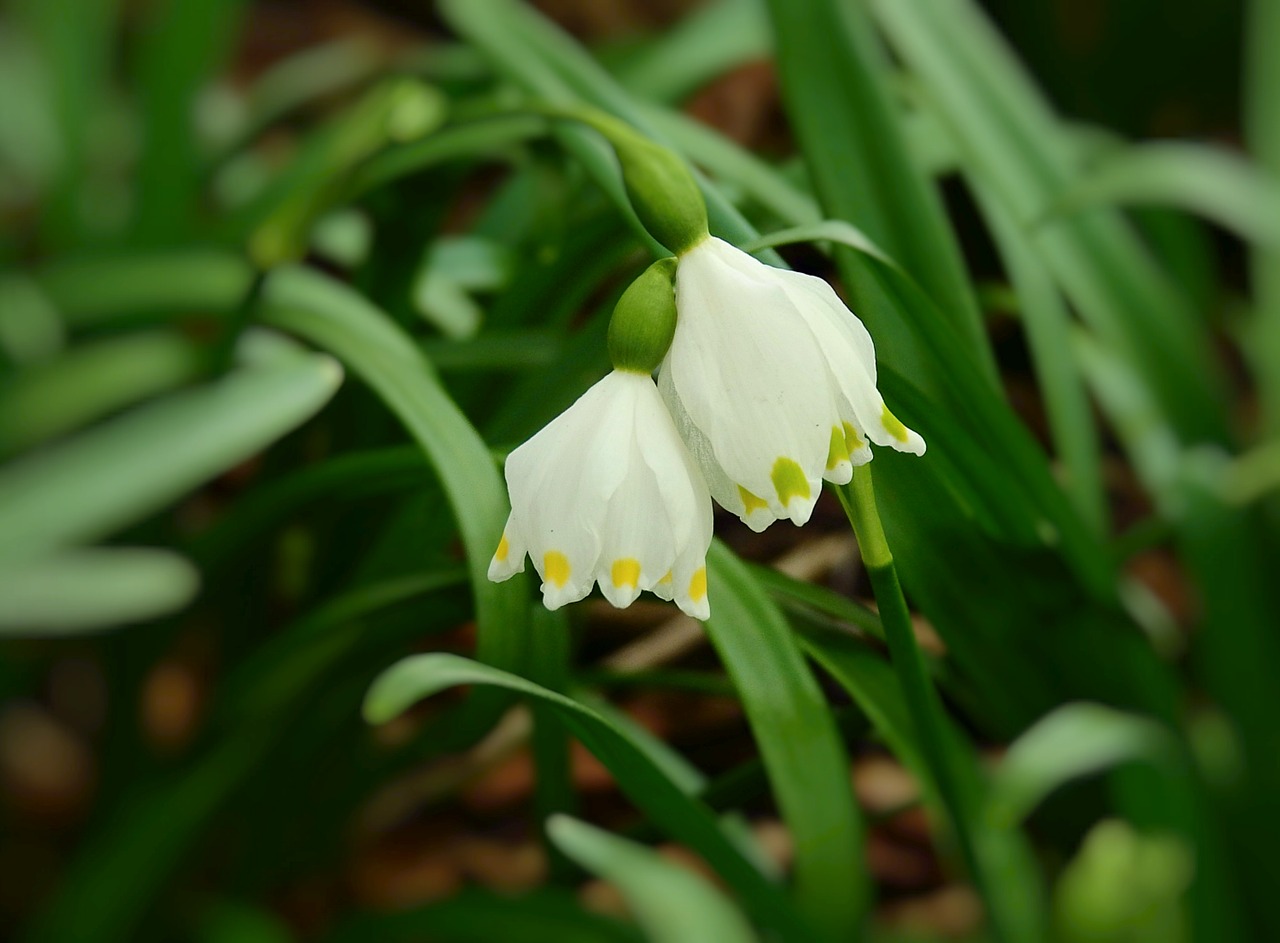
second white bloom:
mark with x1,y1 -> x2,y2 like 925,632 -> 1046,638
661,236 -> 926,532
489,370 -> 714,619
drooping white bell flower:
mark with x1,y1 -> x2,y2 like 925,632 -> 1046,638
488,369 -> 714,620
660,236 -> 925,533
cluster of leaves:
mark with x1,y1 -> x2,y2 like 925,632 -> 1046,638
2,0 -> 1279,942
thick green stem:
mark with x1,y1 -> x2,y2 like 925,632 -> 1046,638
840,465 -> 992,928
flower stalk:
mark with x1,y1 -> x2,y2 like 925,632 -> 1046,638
840,465 -> 990,920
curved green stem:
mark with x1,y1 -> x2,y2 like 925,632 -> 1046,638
839,465 -> 992,929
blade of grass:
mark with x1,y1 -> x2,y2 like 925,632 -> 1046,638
1178,460 -> 1280,941
975,183 -> 1106,534
0,548 -> 199,635
0,331 -> 204,454
39,249 -> 254,328
705,540 -> 867,940
364,653 -> 817,942
1047,143 -> 1280,248
987,703 -> 1178,827
764,0 -> 995,383
131,0 -> 245,244
613,0 -> 769,104
547,815 -> 760,943
579,691 -> 775,876
871,0 -> 1226,445
23,575 -> 468,943
527,607 -> 578,879
13,0 -> 119,245
259,266 -> 531,711
0,331 -> 340,563
1246,0 -> 1280,435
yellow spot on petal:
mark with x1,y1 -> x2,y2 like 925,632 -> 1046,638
495,534 -> 510,562
611,558 -> 641,589
659,570 -> 673,585
770,457 -> 811,506
688,567 -> 707,602
843,421 -> 868,454
827,426 -> 850,470
544,551 -> 571,587
738,485 -> 768,514
881,404 -> 910,444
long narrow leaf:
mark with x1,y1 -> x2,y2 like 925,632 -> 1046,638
259,266 -> 531,693
0,331 -> 341,562
704,541 -> 867,939
363,653 -> 816,942
0,548 -> 199,635
548,815 -> 760,943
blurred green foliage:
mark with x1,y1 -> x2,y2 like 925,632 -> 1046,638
1,1 -> 1277,942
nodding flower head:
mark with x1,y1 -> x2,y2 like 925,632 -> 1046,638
660,236 -> 925,532
489,369 -> 714,620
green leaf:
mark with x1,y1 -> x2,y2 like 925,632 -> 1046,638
0,547 -> 199,635
547,815 -> 760,943
746,562 -> 884,641
741,219 -> 891,264
131,0 -> 246,243
764,0 -> 994,381
798,622 -> 1049,943
976,184 -> 1106,533
23,575 -> 470,943
13,0 -> 119,245
1246,0 -> 1280,434
0,275 -> 63,364
363,653 -> 815,941
614,0 -> 769,104
704,541 -> 867,940
38,249 -> 254,328
259,266 -> 530,689
0,331 -> 341,563
0,330 -> 203,453
795,624 -> 927,787
987,703 -> 1178,827
869,0 -> 1226,445
1047,143 -> 1280,248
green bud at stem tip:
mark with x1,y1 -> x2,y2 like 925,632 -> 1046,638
531,104 -> 710,256
608,257 -> 679,374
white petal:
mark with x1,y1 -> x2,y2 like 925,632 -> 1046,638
593,381 -> 673,607
505,373 -> 632,608
770,263 -> 926,458
669,238 -> 833,527
487,515 -> 527,582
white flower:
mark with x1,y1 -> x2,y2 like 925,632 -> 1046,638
660,236 -> 925,532
488,369 -> 714,619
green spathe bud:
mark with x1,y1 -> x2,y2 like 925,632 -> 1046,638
560,110 -> 709,256
613,131 -> 709,256
608,257 -> 679,374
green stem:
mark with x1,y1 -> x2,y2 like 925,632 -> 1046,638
839,465 -> 992,928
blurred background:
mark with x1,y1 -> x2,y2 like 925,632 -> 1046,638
1,1 -> 1273,942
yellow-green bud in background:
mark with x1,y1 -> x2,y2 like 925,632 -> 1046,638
608,257 -> 679,374
567,111 -> 709,256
